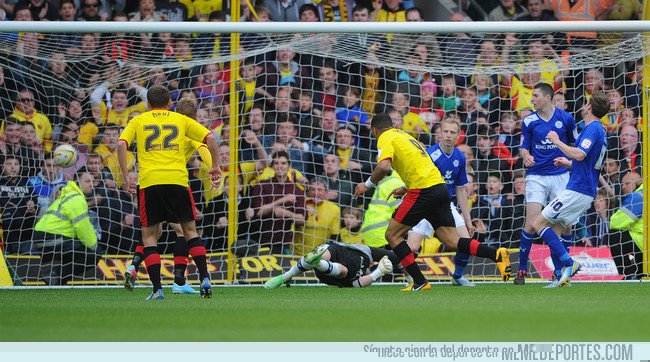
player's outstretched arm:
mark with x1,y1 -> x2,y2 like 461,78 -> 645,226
354,159 -> 392,198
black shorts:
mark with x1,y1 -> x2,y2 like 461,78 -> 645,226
138,184 -> 196,227
392,183 -> 455,229
315,242 -> 370,288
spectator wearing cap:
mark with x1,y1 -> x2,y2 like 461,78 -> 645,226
334,124 -> 373,183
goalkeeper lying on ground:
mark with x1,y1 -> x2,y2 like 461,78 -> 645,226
264,242 -> 403,288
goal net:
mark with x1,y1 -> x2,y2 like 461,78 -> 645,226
0,23 -> 646,286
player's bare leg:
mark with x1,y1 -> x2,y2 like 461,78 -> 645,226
179,220 -> 211,298
434,226 -> 511,282
407,222 -> 475,287
385,220 -> 430,291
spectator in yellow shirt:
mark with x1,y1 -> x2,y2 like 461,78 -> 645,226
8,89 -> 53,152
90,81 -> 148,127
293,178 -> 341,255
340,207 -> 363,244
94,125 -> 135,189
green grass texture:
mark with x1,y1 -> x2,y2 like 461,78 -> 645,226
1,283 -> 648,342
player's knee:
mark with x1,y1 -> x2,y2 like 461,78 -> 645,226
532,216 -> 548,234
179,221 -> 198,239
384,230 -> 399,245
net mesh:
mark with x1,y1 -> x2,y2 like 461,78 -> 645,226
0,29 -> 645,286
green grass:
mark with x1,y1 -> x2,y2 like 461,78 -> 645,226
0,283 -> 648,342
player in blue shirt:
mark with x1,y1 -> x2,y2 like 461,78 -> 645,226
517,83 -> 578,285
408,118 -> 477,286
532,91 -> 609,287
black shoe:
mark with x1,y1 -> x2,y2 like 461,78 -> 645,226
514,270 -> 527,285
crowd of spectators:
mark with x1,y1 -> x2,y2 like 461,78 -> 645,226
0,0 -> 644,279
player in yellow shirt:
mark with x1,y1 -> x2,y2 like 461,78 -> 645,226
118,85 -> 221,300
123,97 -> 214,295
353,113 -> 511,291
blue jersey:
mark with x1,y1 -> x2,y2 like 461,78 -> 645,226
426,144 -> 468,198
566,121 -> 607,198
520,108 -> 577,176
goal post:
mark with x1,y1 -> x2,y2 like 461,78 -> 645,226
0,19 -> 647,286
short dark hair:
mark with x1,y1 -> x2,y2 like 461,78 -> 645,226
147,85 -> 171,108
477,125 -> 496,139
513,169 -> 526,180
534,82 -> 554,98
299,4 -> 319,18
589,91 -> 610,119
112,88 -> 128,97
209,10 -> 227,22
352,4 -> 371,14
371,113 -> 393,130
13,4 -> 31,15
3,154 -> 20,164
272,150 -> 291,164
103,125 -> 122,134
4,117 -> 21,128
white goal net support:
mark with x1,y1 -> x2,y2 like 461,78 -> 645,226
0,20 -> 647,287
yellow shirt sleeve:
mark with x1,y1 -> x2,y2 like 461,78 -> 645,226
196,143 -> 212,168
377,135 -> 394,163
118,119 -> 137,146
184,115 -> 211,143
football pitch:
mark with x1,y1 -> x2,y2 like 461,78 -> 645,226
1,283 -> 648,342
